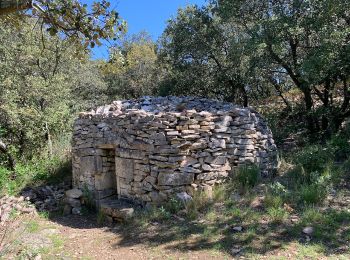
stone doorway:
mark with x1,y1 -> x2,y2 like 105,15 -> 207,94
94,145 -> 117,204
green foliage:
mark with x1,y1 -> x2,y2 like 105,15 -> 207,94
186,0 -> 350,134
285,146 -> 335,205
298,184 -> 328,205
0,17 -> 107,160
235,164 -> 260,189
4,1 -> 125,49
265,194 -> 284,209
163,197 -> 184,214
146,206 -> 172,222
0,154 -> 71,196
301,207 -> 325,224
158,5 -> 252,105
330,129 -> 350,160
212,185 -> 227,203
102,32 -> 160,99
82,185 -> 95,211
185,191 -> 211,220
293,145 -> 334,174
26,220 -> 40,233
268,182 -> 288,196
267,207 -> 289,223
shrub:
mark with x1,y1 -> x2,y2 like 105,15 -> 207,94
139,206 -> 172,223
293,145 -> 334,174
235,164 -> 260,189
342,158 -> 350,173
298,184 -> 327,205
287,162 -> 332,187
153,206 -> 172,220
0,166 -> 12,194
330,131 -> 350,160
0,155 -> 71,195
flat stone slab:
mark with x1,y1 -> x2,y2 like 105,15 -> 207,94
100,198 -> 135,221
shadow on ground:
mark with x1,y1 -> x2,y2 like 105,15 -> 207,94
49,203 -> 350,258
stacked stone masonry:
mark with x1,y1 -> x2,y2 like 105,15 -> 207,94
72,96 -> 278,206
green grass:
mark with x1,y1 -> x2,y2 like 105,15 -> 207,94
26,220 -> 40,233
298,184 -> 327,205
0,155 -> 71,196
267,207 -> 289,223
235,164 -> 260,190
265,193 -> 284,208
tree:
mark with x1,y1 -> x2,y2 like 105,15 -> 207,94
216,0 -> 350,134
0,17 -> 107,159
158,5 -> 271,106
0,0 -> 125,48
101,32 -> 159,99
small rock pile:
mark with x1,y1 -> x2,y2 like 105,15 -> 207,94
0,195 -> 36,224
63,188 -> 84,215
0,181 -> 72,225
20,181 -> 71,212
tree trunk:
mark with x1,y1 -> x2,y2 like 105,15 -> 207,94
302,86 -> 316,134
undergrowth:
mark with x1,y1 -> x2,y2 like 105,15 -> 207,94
0,135 -> 72,196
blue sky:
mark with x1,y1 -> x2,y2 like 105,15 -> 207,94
83,0 -> 207,59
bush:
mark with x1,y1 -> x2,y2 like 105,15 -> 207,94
0,166 -> 12,194
298,184 -> 327,205
330,130 -> 350,160
293,145 -> 334,174
0,155 -> 71,196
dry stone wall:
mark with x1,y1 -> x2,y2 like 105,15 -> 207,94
72,96 -> 278,206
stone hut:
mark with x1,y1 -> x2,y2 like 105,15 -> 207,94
72,96 -> 278,208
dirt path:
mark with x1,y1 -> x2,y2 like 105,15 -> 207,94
1,215 -> 227,260
25,214 -> 228,260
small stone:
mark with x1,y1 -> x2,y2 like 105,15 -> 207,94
1,212 -> 10,222
176,192 -> 192,204
290,215 -> 299,223
34,254 -> 42,260
72,207 -> 82,215
302,226 -> 314,235
232,226 -> 243,232
230,246 -> 242,256
65,188 -> 83,199
167,131 -> 179,136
